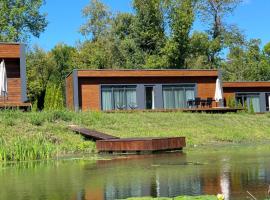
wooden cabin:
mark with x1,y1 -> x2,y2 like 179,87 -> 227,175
66,69 -> 221,112
223,82 -> 270,113
0,43 -> 29,108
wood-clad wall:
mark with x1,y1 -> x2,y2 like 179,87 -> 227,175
0,44 -> 20,58
78,76 -> 217,111
0,44 -> 23,103
66,74 -> 74,110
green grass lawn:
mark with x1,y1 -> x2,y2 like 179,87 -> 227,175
1,110 -> 270,161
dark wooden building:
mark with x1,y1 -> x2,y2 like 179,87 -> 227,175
0,43 -> 28,107
66,69 -> 220,111
223,82 -> 270,113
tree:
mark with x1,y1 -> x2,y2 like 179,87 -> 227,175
222,39 -> 270,82
197,0 -> 243,67
27,46 -> 55,110
51,44 -> 77,83
0,0 -> 47,42
133,0 -> 165,55
165,0 -> 195,68
80,0 -> 111,41
186,31 -> 212,69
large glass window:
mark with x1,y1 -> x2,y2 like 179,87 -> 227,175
236,93 -> 261,112
163,85 -> 195,109
101,86 -> 137,111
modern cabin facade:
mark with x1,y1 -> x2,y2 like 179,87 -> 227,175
66,69 -> 220,112
223,82 -> 270,113
0,43 -> 28,106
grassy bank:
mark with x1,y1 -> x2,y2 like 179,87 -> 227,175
0,110 -> 270,161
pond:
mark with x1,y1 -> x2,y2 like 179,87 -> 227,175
1,145 -> 270,200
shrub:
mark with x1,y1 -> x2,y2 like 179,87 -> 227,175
29,113 -> 44,126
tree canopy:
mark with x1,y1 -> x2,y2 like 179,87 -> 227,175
0,0 -> 47,42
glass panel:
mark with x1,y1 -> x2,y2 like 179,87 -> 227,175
163,89 -> 174,109
126,89 -> 137,109
174,88 -> 185,108
114,89 -> 126,109
248,96 -> 260,113
163,85 -> 195,109
102,90 -> 113,110
186,89 -> 195,101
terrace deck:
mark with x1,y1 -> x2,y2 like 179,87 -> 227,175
105,107 -> 243,114
0,102 -> 31,110
96,137 -> 186,153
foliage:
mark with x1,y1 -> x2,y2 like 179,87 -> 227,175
165,0 -> 194,68
0,0 -> 47,42
249,99 -> 255,114
227,96 -> 236,108
26,46 -> 55,110
43,82 -> 64,111
133,0 -> 165,55
79,0 -> 111,41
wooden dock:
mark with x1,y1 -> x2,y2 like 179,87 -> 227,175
68,125 -> 119,141
69,126 -> 186,153
96,137 -> 186,153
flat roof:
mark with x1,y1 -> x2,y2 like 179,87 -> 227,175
67,69 -> 219,78
223,82 -> 270,88
0,42 -> 21,45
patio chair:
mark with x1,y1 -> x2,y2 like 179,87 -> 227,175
129,103 -> 138,110
206,97 -> 213,108
194,97 -> 201,108
187,99 -> 194,108
116,104 -> 126,110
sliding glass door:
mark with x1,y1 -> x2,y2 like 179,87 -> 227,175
236,93 -> 261,112
163,85 -> 195,109
101,86 -> 137,110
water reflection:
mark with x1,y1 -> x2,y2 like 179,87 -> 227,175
1,146 -> 270,200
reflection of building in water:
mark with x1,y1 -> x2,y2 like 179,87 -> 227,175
71,151 -> 270,200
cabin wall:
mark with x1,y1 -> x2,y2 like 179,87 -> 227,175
0,44 -> 27,103
66,74 -> 74,110
223,86 -> 270,112
78,76 -> 217,111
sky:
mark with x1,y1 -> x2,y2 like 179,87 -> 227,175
31,0 -> 270,51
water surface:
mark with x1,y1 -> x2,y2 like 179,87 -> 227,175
1,145 -> 270,200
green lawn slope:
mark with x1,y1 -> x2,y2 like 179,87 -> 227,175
1,110 -> 270,161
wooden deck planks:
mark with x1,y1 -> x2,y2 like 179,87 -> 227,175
96,137 -> 186,153
68,125 -> 119,141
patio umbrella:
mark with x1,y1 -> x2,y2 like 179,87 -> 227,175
214,78 -> 223,105
0,60 -> 8,101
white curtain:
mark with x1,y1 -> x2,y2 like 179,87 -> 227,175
174,89 -> 185,108
102,90 -> 112,110
186,89 -> 195,101
163,89 -> 174,109
249,96 -> 260,112
126,89 -> 137,109
114,89 -> 125,109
